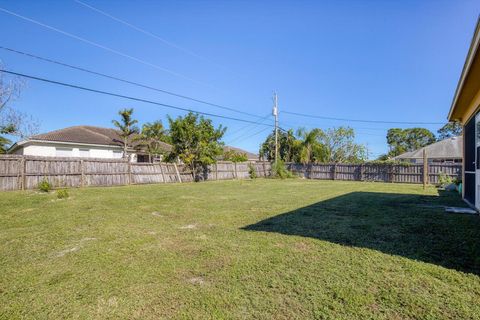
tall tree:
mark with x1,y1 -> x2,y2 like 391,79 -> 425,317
295,128 -> 325,164
259,129 -> 299,162
318,127 -> 367,163
386,127 -> 436,157
437,121 -> 462,140
112,108 -> 139,159
137,120 -> 168,162
168,112 -> 225,179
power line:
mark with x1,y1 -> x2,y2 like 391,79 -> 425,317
279,120 -> 392,131
282,110 -> 444,125
227,126 -> 271,145
0,69 -> 275,128
0,46 -> 263,119
224,113 -> 271,139
0,7 -> 208,86
74,0 -> 218,66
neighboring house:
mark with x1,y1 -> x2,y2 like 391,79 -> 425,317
7,125 -> 172,162
393,136 -> 462,164
223,145 -> 259,161
448,18 -> 480,209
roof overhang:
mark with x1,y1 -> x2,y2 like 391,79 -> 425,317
448,17 -> 480,123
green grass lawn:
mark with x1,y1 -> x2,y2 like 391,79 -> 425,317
1,179 -> 480,319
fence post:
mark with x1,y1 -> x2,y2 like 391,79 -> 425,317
20,157 -> 25,190
159,162 -> 166,183
128,160 -> 132,185
423,149 -> 428,189
80,159 -> 85,187
173,163 -> 182,183
234,162 -> 238,179
262,162 -> 267,177
333,163 -> 337,180
214,163 -> 218,180
360,164 -> 364,181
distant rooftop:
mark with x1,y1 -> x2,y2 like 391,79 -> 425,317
16,125 -> 172,151
223,145 -> 258,160
393,136 -> 462,160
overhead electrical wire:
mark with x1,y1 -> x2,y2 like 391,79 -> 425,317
0,69 -> 275,127
282,110 -> 444,125
74,0 -> 217,66
227,126 -> 272,145
0,46 -> 263,119
224,113 -> 271,139
0,7 -> 445,129
0,7 -> 208,86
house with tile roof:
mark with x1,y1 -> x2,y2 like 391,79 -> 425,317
7,125 -> 172,162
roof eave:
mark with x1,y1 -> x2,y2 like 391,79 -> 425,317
448,16 -> 480,122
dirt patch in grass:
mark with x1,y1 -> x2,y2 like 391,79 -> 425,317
180,224 -> 197,230
55,237 -> 97,257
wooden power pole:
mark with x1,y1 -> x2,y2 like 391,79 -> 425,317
273,92 -> 279,163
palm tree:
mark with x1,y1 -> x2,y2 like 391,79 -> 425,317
112,108 -> 139,159
137,121 -> 168,162
284,129 -> 298,162
296,128 -> 325,164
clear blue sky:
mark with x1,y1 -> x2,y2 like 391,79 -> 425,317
0,0 -> 478,158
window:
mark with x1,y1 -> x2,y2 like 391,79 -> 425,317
55,147 -> 73,157
79,148 -> 90,158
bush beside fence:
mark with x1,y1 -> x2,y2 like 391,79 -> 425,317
0,155 -> 461,191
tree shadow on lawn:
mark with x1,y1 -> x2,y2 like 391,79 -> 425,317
242,190 -> 480,275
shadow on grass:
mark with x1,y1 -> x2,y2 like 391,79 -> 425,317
242,190 -> 480,275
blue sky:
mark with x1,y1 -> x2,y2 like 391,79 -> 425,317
0,0 -> 478,158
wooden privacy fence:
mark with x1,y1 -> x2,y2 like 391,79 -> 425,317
0,155 -> 462,191
287,163 -> 462,184
0,156 -> 272,191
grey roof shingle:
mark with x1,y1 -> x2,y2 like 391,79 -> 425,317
393,136 -> 462,160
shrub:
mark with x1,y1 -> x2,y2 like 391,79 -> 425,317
56,189 -> 69,199
248,163 -> 257,179
438,172 -> 453,187
38,179 -> 51,192
271,160 -> 294,179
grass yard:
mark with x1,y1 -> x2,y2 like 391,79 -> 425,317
1,179 -> 480,319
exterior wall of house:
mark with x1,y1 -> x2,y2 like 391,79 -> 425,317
16,143 -> 126,159
458,86 -> 480,207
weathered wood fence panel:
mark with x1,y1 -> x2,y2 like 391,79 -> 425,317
0,155 -> 462,191
0,156 -> 274,191
287,163 -> 462,184
0,156 -> 22,190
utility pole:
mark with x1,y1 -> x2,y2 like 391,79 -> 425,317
272,92 -> 279,163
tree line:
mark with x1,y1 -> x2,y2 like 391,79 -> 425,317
379,122 -> 462,159
259,127 -> 368,164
